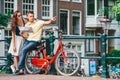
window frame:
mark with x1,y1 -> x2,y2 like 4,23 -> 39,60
72,0 -> 82,3
86,0 -> 104,16
59,9 -> 70,35
4,0 -> 17,14
85,31 -> 95,53
60,0 -> 70,2
72,10 -> 81,35
22,0 -> 37,18
41,0 -> 53,19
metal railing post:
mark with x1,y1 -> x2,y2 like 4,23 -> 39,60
48,31 -> 57,74
101,34 -> 107,78
6,53 -> 13,74
49,31 -> 55,57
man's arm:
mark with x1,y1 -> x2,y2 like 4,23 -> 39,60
43,16 -> 56,26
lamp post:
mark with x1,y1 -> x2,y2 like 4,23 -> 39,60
99,16 -> 111,35
99,16 -> 111,78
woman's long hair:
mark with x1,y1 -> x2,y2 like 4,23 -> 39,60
10,10 -> 21,31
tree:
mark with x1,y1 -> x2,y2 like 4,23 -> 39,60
112,0 -> 120,21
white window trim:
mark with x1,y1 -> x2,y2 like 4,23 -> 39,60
86,31 -> 96,53
14,0 -> 17,11
59,9 -> 70,35
22,0 -> 37,18
4,0 -> 16,14
86,0 -> 104,16
72,10 -> 82,35
60,0 -> 70,2
34,0 -> 37,18
42,0 -> 53,19
86,0 -> 95,16
72,0 -> 82,3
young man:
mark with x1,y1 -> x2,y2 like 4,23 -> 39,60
15,11 -> 56,75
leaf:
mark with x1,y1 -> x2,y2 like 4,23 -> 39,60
0,13 -> 11,27
107,50 -> 120,66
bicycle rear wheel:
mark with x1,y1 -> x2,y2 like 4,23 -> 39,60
25,50 -> 43,74
55,48 -> 80,76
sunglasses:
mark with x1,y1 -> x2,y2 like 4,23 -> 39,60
17,15 -> 22,17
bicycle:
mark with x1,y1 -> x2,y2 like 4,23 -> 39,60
108,64 -> 120,79
0,54 -> 13,74
77,64 -> 86,77
0,60 -> 6,73
25,29 -> 80,76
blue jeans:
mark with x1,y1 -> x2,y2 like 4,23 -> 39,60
18,40 -> 38,70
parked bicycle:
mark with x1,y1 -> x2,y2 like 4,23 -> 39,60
0,54 -> 13,73
77,64 -> 86,77
25,29 -> 80,76
108,64 -> 120,79
0,60 -> 6,73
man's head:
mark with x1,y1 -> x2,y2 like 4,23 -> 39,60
27,11 -> 34,22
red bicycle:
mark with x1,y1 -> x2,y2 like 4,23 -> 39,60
25,30 -> 80,76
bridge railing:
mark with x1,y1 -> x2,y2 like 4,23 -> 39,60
62,34 -> 120,78
1,33 -> 120,78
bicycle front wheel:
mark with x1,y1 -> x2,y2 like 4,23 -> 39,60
25,50 -> 43,74
55,48 -> 80,76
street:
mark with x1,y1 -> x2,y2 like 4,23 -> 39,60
0,74 -> 119,80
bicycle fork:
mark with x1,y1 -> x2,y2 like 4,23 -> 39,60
61,50 -> 70,65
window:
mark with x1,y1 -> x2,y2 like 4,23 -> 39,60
22,0 -> 34,16
87,0 -> 105,16
97,0 -> 102,14
108,0 -> 116,19
42,0 -> 53,19
4,0 -> 14,14
60,10 -> 68,34
72,11 -> 81,35
85,31 -> 94,52
72,0 -> 81,3
87,0 -> 95,15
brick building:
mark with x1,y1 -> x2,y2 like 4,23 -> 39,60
1,0 -> 119,76
0,0 -> 87,74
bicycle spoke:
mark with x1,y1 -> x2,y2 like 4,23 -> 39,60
25,50 -> 43,74
55,48 -> 80,76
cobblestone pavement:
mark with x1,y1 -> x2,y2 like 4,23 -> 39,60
0,74 -> 119,80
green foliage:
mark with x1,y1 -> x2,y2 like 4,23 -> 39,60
112,3 -> 120,14
116,14 -> 120,21
98,1 -> 120,22
0,11 -> 11,27
117,0 -> 120,3
112,0 -> 120,22
98,7 -> 114,20
107,50 -> 120,66
98,7 -> 109,16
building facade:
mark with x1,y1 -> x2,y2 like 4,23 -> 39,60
1,0 -> 119,76
85,0 -> 118,55
0,0 -> 86,74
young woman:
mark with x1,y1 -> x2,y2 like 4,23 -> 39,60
8,10 -> 25,74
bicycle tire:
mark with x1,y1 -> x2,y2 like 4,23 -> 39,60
55,48 -> 80,76
25,50 -> 43,74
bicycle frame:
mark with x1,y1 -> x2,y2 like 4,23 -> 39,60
31,32 -> 67,68
27,31 -> 80,75
42,39 -> 66,65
